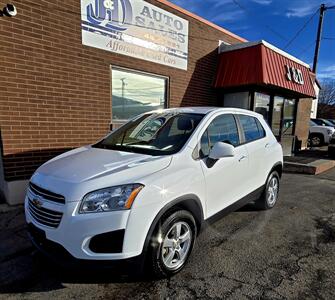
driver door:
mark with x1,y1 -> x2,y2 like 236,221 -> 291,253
199,113 -> 249,218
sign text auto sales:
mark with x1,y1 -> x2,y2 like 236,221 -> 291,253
81,0 -> 189,70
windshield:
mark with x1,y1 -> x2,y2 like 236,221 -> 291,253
93,112 -> 204,156
322,119 -> 335,127
312,119 -> 334,127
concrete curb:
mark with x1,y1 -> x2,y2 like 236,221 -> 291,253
284,159 -> 335,175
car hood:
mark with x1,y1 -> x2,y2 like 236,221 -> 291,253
35,146 -> 172,184
310,125 -> 334,131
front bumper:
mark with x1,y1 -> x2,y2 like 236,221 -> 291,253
327,134 -> 334,144
27,222 -> 144,271
25,196 -> 139,260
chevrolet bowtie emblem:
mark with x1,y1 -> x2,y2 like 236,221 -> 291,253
32,196 -> 43,208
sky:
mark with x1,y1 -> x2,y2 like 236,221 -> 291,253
169,0 -> 335,80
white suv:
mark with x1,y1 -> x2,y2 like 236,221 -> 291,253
309,120 -> 335,147
25,107 -> 283,277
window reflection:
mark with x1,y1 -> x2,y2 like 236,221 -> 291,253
272,96 -> 284,137
254,92 -> 270,122
112,68 -> 167,122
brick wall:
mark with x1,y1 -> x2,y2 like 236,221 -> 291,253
0,0 -> 243,181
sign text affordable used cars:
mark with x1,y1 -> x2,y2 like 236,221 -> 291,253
81,0 -> 189,70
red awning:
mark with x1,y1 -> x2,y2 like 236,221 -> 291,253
215,42 -> 316,98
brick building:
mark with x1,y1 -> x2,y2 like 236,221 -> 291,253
0,0 -> 316,204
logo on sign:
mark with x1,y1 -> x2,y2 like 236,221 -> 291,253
86,0 -> 133,31
81,0 -> 189,70
285,65 -> 304,85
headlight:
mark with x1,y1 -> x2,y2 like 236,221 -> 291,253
79,184 -> 144,214
327,129 -> 333,135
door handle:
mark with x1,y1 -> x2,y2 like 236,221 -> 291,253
265,143 -> 270,148
239,155 -> 247,162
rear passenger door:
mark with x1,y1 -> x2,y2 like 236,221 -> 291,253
237,114 -> 269,192
199,113 -> 250,217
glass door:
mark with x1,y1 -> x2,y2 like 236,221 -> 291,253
272,96 -> 284,139
282,99 -> 296,137
281,98 -> 296,156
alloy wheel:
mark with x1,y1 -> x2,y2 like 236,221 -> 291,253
311,136 -> 321,146
267,176 -> 279,206
161,221 -> 192,270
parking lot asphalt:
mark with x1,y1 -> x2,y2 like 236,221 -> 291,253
0,170 -> 334,300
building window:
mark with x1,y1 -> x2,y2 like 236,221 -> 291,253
111,67 -> 168,123
223,92 -> 251,109
254,92 -> 270,122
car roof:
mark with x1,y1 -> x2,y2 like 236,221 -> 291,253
150,107 -> 262,117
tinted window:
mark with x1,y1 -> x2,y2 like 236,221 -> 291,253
320,119 -> 334,127
256,119 -> 266,138
200,130 -> 210,157
312,119 -> 323,126
239,115 -> 265,142
200,114 -> 239,157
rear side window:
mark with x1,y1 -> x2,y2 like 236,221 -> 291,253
239,115 -> 265,143
200,114 -> 240,157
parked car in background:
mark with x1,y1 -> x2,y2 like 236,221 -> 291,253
328,133 -> 335,159
25,107 -> 283,277
309,120 -> 335,147
311,118 -> 335,128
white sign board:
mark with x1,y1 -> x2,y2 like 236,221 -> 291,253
81,0 -> 189,70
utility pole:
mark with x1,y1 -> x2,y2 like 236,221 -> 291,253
120,78 -> 127,116
313,4 -> 326,73
313,4 -> 335,74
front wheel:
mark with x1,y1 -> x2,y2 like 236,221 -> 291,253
255,171 -> 280,210
149,210 -> 197,278
309,133 -> 324,147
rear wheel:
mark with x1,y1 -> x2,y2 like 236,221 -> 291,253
309,133 -> 324,147
256,171 -> 280,210
149,210 -> 196,278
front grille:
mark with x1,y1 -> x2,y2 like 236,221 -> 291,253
28,198 -> 63,228
29,182 -> 65,204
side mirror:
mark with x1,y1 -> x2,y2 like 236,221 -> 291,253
209,142 -> 235,160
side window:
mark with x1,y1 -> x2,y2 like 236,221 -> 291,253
239,115 -> 265,143
200,130 -> 210,157
255,118 -> 266,138
200,114 -> 240,157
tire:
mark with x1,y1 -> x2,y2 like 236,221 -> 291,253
309,133 -> 324,147
255,171 -> 280,210
149,210 -> 197,278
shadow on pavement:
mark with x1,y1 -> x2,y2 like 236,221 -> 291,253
0,202 -> 260,295
0,250 -> 154,294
